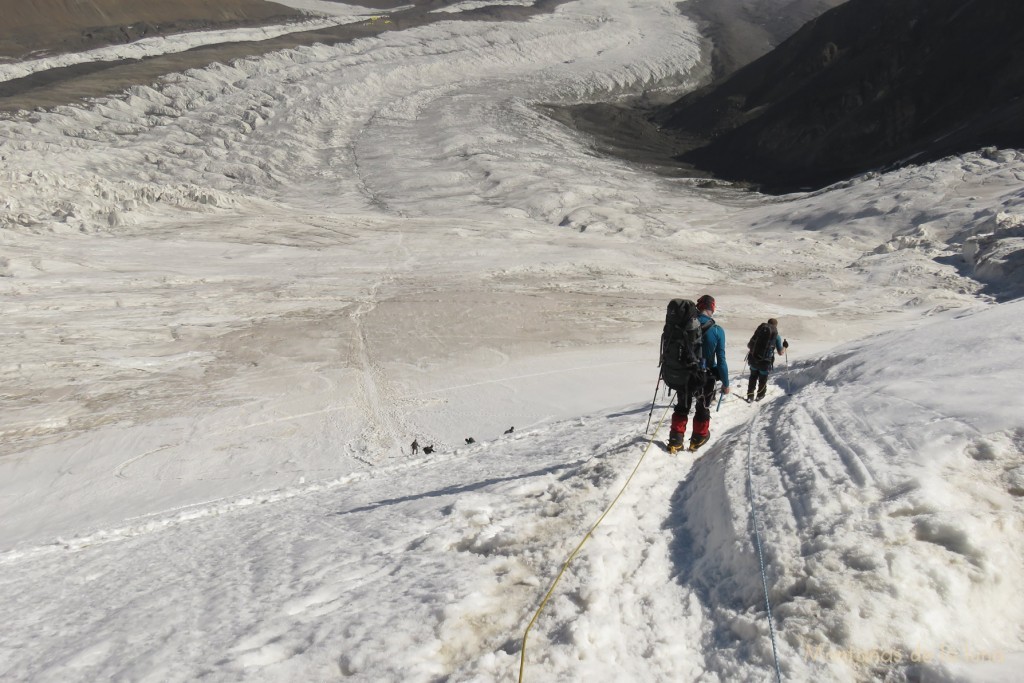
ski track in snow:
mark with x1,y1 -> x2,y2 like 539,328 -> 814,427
1,0 -> 1024,681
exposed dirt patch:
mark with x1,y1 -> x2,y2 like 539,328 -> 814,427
0,0 -> 312,59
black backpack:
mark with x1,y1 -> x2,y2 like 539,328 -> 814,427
659,299 -> 714,391
748,322 -> 776,366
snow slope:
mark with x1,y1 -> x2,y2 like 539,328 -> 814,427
2,303 -> 1021,682
1,0 -> 1023,681
680,302 -> 1024,682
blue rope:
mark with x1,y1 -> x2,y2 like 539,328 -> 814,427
747,412 -> 784,682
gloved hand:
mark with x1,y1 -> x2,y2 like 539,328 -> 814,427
782,339 -> 789,349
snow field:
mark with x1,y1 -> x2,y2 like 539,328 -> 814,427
1,0 -> 1024,681
0,409 -> 678,681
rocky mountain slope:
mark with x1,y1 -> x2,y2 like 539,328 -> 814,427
656,0 -> 1024,192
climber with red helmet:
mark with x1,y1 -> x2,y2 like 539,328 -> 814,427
667,294 -> 731,453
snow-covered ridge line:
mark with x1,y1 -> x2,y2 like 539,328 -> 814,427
432,0 -> 537,12
0,14 -> 369,85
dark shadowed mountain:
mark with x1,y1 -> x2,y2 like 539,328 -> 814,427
656,0 -> 1024,193
680,0 -> 849,80
540,0 -> 845,177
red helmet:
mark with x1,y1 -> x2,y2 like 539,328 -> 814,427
696,294 -> 716,314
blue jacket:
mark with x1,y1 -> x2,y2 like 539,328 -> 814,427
699,313 -> 729,388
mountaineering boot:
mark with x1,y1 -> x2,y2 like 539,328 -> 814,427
667,431 -> 686,454
756,388 -> 767,401
746,391 -> 755,403
689,419 -> 710,452
668,413 -> 688,454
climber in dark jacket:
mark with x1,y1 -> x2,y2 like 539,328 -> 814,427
746,318 -> 787,401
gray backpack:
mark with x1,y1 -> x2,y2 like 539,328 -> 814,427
659,299 -> 713,391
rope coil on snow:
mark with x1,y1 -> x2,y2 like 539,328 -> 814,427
747,411 -> 784,682
517,402 -> 673,682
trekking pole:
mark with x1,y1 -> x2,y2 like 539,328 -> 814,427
785,348 -> 791,395
716,391 -> 725,412
645,372 -> 663,434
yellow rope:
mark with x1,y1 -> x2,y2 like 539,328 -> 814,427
517,402 -> 673,682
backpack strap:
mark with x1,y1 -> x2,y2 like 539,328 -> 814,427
699,319 -> 715,369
